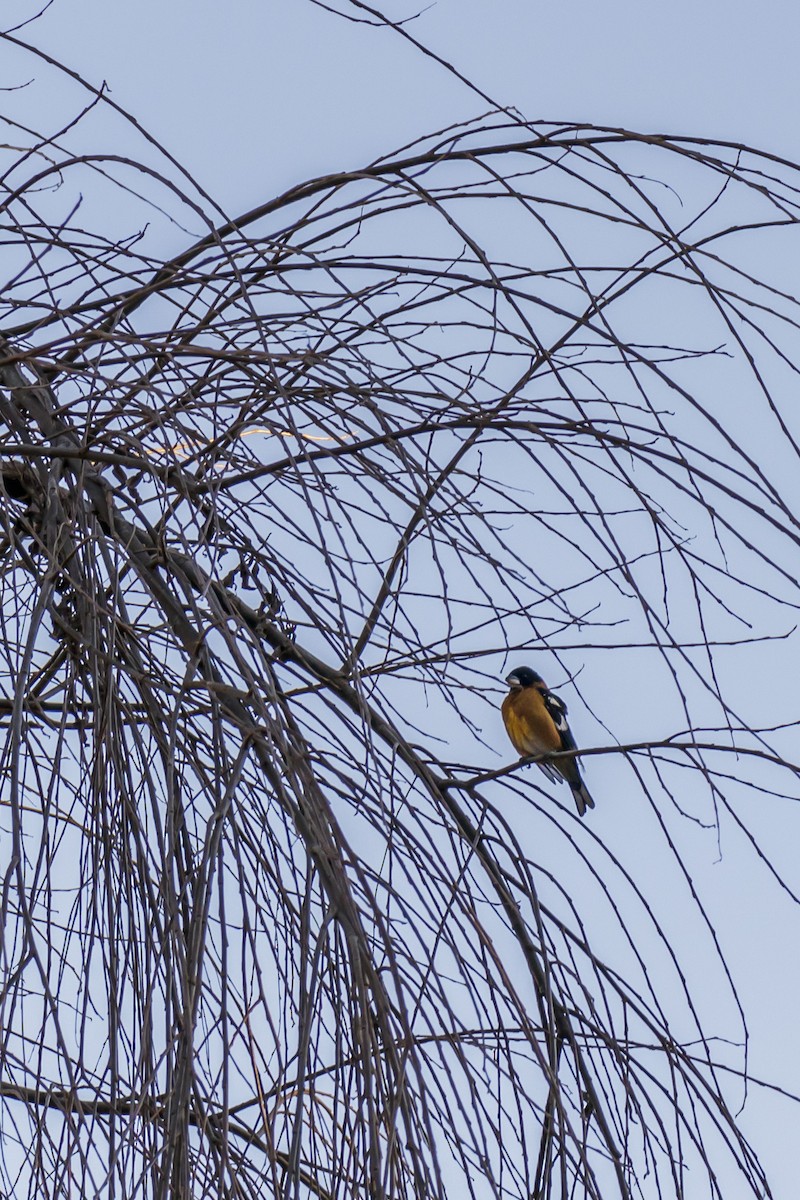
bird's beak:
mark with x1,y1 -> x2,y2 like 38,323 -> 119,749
505,672 -> 521,688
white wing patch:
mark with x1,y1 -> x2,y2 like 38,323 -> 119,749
542,690 -> 569,735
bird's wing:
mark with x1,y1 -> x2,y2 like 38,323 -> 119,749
536,761 -> 563,785
542,689 -> 576,751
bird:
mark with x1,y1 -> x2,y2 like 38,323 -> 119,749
501,666 -> 594,816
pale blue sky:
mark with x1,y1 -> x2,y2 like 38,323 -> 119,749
13,0 -> 800,201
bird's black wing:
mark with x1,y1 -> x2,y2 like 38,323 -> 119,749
542,689 -> 576,752
541,687 -> 594,814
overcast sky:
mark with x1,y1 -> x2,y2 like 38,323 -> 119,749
11,0 -> 800,203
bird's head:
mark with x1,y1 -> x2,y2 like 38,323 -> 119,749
505,666 -> 545,690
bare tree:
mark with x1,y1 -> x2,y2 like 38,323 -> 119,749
2,9 -> 800,1198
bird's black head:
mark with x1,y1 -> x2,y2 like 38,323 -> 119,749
505,666 -> 545,689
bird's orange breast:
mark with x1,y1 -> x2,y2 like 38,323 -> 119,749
502,689 -> 562,756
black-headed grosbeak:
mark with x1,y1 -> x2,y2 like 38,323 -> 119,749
501,666 -> 595,816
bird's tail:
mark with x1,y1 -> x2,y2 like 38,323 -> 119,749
571,779 -> 595,817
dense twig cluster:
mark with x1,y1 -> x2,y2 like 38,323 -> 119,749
1,16 -> 800,1200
